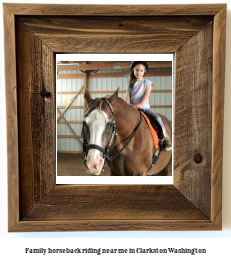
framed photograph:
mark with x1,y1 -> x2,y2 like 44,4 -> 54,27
4,3 -> 226,231
56,53 -> 173,185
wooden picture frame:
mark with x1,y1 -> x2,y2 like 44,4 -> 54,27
4,3 -> 226,231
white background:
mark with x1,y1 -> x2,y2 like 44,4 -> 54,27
1,0 -> 231,260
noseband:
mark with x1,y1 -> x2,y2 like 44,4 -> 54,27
82,98 -> 142,163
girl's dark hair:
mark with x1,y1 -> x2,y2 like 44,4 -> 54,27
128,70 -> 137,89
128,61 -> 148,89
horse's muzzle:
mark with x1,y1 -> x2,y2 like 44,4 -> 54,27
84,156 -> 104,176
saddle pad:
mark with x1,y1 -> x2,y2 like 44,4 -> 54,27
140,110 -> 159,150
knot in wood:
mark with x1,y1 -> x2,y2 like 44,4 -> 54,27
194,153 -> 203,164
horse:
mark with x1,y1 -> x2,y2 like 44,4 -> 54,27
82,88 -> 172,176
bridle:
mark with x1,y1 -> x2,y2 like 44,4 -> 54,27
82,98 -> 117,162
82,98 -> 142,163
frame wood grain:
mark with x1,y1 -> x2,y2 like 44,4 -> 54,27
4,3 -> 226,231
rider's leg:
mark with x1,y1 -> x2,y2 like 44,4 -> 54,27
144,109 -> 172,151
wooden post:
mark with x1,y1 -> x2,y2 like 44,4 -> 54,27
83,65 -> 88,116
83,65 -> 88,152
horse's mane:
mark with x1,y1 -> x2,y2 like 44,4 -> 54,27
85,93 -> 137,119
85,98 -> 101,116
105,95 -> 111,100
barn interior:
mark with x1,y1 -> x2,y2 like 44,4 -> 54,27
56,60 -> 172,177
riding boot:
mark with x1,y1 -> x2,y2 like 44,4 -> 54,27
161,124 -> 172,151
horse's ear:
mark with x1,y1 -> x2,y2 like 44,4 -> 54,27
84,88 -> 93,104
110,88 -> 120,103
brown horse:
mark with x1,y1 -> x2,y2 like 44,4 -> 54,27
82,88 -> 172,176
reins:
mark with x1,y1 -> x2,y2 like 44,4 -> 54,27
106,109 -> 142,162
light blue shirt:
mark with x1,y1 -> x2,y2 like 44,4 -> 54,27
127,79 -> 152,110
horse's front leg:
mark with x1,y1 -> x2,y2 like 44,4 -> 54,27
137,170 -> 148,176
110,167 -> 119,176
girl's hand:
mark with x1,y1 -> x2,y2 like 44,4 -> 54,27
136,84 -> 152,110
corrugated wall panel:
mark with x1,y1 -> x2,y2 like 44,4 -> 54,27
149,74 -> 172,121
57,69 -> 84,152
57,67 -> 172,152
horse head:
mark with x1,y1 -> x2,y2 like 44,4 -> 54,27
82,88 -> 119,175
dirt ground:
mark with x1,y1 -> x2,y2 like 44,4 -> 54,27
57,153 -> 110,176
57,153 -> 172,176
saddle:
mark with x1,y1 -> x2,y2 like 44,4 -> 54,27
138,109 -> 162,171
140,110 -> 166,149
139,110 -> 159,150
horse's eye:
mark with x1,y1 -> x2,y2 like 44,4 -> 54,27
106,122 -> 112,129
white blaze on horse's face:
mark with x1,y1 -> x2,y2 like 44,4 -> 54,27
84,109 -> 109,175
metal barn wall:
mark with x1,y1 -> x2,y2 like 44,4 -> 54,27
57,67 -> 172,153
57,69 -> 84,153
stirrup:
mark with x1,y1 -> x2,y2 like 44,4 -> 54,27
163,138 -> 172,151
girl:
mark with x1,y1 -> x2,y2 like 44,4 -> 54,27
125,61 -> 172,151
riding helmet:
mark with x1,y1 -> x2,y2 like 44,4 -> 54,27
130,61 -> 149,71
